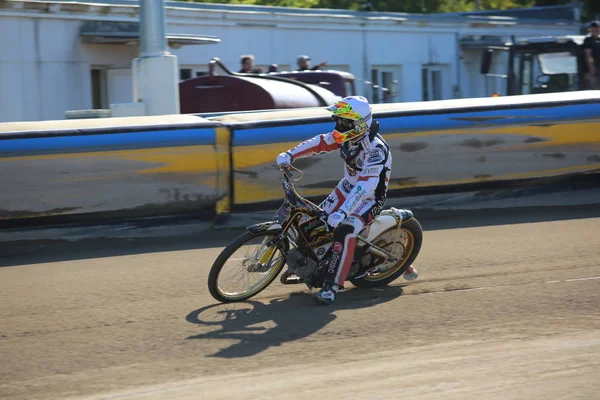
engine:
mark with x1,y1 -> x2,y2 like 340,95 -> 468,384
347,250 -> 372,278
286,248 -> 318,279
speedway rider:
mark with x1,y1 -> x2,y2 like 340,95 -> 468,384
276,96 -> 419,305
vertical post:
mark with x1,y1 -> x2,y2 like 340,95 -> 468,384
139,0 -> 167,57
454,33 -> 462,99
133,0 -> 180,116
361,20 -> 369,101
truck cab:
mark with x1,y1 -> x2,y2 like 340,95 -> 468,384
481,35 -> 586,96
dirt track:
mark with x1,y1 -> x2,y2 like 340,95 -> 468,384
1,206 -> 600,399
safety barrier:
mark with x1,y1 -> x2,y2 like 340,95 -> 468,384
0,115 -> 230,226
1,91 -> 599,227
212,91 -> 600,211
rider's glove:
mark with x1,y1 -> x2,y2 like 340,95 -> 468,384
276,152 -> 293,169
326,210 -> 347,229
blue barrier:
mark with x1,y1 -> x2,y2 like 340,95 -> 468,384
211,91 -> 600,208
1,91 -> 599,227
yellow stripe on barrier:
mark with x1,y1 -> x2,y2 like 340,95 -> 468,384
233,162 -> 600,205
386,121 -> 600,146
215,126 -> 232,216
231,120 -> 600,172
233,142 -> 298,168
0,145 -> 218,175
384,162 -> 600,190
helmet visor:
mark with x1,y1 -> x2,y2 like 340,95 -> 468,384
332,115 -> 355,133
332,116 -> 364,144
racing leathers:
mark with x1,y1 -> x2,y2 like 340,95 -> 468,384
285,120 -> 391,287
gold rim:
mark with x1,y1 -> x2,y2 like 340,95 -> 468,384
363,227 -> 414,281
217,235 -> 285,301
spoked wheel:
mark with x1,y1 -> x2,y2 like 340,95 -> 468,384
350,218 -> 423,288
208,230 -> 288,303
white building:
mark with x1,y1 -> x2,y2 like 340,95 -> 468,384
0,0 -> 582,122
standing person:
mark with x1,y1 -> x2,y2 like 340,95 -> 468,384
296,55 -> 327,71
276,96 -> 419,305
238,55 -> 263,74
583,21 -> 600,89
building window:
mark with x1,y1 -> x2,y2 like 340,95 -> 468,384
422,65 -> 449,101
370,66 -> 401,103
371,68 -> 380,103
180,68 -> 210,81
431,70 -> 442,100
381,71 -> 396,103
91,68 -> 106,109
180,68 -> 192,81
422,68 -> 429,101
180,65 -> 210,81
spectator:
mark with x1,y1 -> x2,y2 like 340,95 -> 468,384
296,55 -> 327,71
238,54 -> 263,73
583,21 -> 600,89
268,64 -> 279,73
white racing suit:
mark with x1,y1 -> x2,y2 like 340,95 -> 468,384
286,121 -> 392,287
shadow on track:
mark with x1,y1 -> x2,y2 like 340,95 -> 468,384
2,203 -> 599,268
416,203 -> 600,231
185,285 -> 404,358
0,227 -> 247,268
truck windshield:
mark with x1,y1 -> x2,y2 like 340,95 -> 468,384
537,52 -> 578,75
512,50 -> 579,95
344,79 -> 355,97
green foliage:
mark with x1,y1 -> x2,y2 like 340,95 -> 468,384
581,0 -> 600,21
189,0 -> 321,6
185,0 -> 599,19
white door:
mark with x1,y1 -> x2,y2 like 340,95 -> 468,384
107,68 -> 132,105
422,65 -> 451,101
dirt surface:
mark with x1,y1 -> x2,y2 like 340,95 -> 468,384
1,206 -> 599,399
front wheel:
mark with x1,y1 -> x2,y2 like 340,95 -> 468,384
350,218 -> 423,288
208,230 -> 288,303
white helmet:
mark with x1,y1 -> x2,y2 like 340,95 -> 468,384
326,96 -> 373,144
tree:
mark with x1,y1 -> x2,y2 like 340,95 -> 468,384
189,0 -> 321,6
185,0 -> 600,19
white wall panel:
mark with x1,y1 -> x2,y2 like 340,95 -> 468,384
39,63 -> 72,120
0,18 -> 38,63
0,18 -> 21,62
401,63 -> 424,102
0,62 -> 25,121
38,19 -> 83,62
67,62 -> 92,111
19,61 -> 43,121
82,44 -> 136,67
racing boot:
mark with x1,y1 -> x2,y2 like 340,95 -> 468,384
312,282 -> 341,305
403,265 -> 419,281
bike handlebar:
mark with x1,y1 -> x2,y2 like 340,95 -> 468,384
279,167 -> 331,230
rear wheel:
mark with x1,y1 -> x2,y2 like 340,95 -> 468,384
208,230 -> 288,303
350,218 -> 423,288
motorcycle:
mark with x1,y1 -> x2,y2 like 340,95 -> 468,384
208,167 -> 423,303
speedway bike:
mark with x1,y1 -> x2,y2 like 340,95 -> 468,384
208,167 -> 423,303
